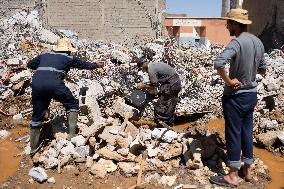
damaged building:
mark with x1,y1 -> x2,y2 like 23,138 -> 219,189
222,0 -> 284,51
163,16 -> 232,47
0,0 -> 166,44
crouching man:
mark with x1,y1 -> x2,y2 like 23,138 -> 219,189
136,58 -> 181,125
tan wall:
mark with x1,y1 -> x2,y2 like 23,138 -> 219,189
1,0 -> 166,44
202,19 -> 232,45
180,26 -> 193,33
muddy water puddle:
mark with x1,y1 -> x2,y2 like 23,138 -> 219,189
0,127 -> 28,184
205,119 -> 284,189
254,147 -> 284,189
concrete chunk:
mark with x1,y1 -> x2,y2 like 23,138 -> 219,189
28,167 -> 48,183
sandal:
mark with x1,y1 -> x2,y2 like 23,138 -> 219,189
209,175 -> 238,187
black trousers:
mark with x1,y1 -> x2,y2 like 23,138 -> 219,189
31,81 -> 79,128
154,74 -> 181,124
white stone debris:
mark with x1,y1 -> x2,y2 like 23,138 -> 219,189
28,167 -> 48,183
47,177 -> 56,184
278,131 -> 284,145
71,135 -> 86,147
0,130 -> 10,139
159,175 -> 177,187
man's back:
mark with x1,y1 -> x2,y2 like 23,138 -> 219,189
148,61 -> 177,84
215,32 -> 265,95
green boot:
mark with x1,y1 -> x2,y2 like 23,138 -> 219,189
30,127 -> 41,156
67,111 -> 78,140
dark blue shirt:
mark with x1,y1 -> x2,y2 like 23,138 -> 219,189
28,51 -> 97,83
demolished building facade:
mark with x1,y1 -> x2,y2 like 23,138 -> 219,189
0,0 -> 166,44
223,0 -> 284,51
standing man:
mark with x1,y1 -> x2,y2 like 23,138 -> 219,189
27,38 -> 104,155
210,9 -> 266,187
136,58 -> 181,126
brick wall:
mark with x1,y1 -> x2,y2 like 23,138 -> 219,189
0,0 -> 166,44
43,0 -> 166,44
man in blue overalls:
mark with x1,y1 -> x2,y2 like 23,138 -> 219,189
27,38 -> 104,155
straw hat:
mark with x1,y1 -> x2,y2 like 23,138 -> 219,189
225,8 -> 252,25
53,37 -> 77,52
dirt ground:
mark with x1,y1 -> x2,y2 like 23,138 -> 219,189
0,115 -> 273,189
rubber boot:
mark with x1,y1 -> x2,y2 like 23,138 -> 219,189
30,127 -> 41,156
67,111 -> 78,140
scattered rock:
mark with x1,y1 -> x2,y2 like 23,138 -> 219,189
90,163 -> 107,178
0,130 -> 10,139
97,158 -> 117,173
71,135 -> 86,147
98,126 -> 122,145
116,137 -> 131,148
85,156 -> 93,168
60,142 -> 75,156
117,148 -> 129,156
39,28 -> 58,44
183,184 -> 198,189
159,175 -> 177,187
12,113 -> 23,122
117,162 -> 139,176
124,122 -> 139,138
96,147 -> 136,162
6,58 -> 20,66
88,137 -> 97,147
47,177 -> 56,184
74,146 -> 90,158
158,142 -> 182,160
256,131 -> 279,148
28,167 -> 48,183
277,131 -> 284,144
151,128 -> 178,143
260,119 -> 278,129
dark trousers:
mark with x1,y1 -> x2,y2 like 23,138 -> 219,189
222,92 -> 257,168
31,82 -> 79,128
154,74 -> 181,124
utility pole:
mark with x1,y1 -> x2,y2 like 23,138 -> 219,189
221,0 -> 230,16
230,0 -> 243,9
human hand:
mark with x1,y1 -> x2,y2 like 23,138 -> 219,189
228,78 -> 241,90
136,82 -> 145,89
96,61 -> 105,68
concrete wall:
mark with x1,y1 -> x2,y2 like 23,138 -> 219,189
0,0 -> 166,44
231,0 -> 284,51
243,0 -> 284,50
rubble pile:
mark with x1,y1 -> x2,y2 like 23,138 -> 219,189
30,119 -> 269,187
252,51 -> 284,154
0,9 -> 283,186
169,45 -> 224,114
